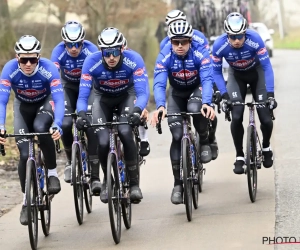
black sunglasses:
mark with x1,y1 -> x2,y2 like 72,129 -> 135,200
171,39 -> 191,46
18,57 -> 39,64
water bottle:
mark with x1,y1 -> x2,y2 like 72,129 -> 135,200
118,160 -> 125,182
190,144 -> 195,166
82,151 -> 86,172
37,167 -> 44,189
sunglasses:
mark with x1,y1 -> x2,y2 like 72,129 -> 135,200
228,34 -> 245,40
65,41 -> 82,49
18,57 -> 39,64
102,48 -> 121,58
171,39 -> 190,46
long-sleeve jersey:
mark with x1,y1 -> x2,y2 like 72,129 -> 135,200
50,40 -> 98,84
159,29 -> 210,51
0,58 -> 65,127
76,50 -> 150,112
153,41 -> 214,109
212,29 -> 274,95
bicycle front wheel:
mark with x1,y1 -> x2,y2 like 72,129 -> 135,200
72,143 -> 84,225
26,160 -> 38,250
82,142 -> 92,214
107,153 -> 121,244
41,168 -> 51,236
182,139 -> 192,222
246,126 -> 258,202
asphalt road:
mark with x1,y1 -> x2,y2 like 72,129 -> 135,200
0,49 -> 298,250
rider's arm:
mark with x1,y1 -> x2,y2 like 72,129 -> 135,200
159,37 -> 170,51
0,61 -> 13,129
211,43 -> 227,95
132,54 -> 150,112
153,51 -> 170,109
49,63 -> 65,127
255,37 -> 275,94
50,44 -> 64,72
196,46 -> 213,105
76,55 -> 93,112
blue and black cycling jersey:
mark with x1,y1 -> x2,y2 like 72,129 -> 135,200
76,50 -> 150,112
51,40 -> 98,84
212,29 -> 274,95
0,58 -> 65,127
153,41 -> 214,109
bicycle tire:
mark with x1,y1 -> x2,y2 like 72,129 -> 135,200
107,153 -> 121,244
121,165 -> 132,229
72,143 -> 84,225
192,143 -> 199,209
26,159 -> 38,250
246,126 -> 258,202
195,132 -> 203,193
182,139 -> 192,222
82,141 -> 92,214
41,167 -> 51,236
133,132 -> 141,185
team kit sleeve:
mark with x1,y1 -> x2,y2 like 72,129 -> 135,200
49,64 -> 65,127
76,56 -> 94,112
0,62 -> 13,128
50,45 -> 62,71
153,52 -> 170,109
132,54 -> 150,112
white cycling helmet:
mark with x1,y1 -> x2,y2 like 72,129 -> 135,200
61,21 -> 85,43
165,10 -> 186,26
168,20 -> 193,39
97,27 -> 125,49
123,38 -> 128,49
224,12 -> 247,34
14,35 -> 41,54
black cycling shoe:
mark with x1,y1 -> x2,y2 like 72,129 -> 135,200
233,158 -> 245,175
64,162 -> 71,183
91,180 -> 101,196
139,141 -> 150,157
200,145 -> 212,164
20,206 -> 28,226
171,185 -> 183,205
100,180 -> 108,204
48,176 -> 61,194
262,148 -> 273,168
210,139 -> 219,160
130,185 -> 143,203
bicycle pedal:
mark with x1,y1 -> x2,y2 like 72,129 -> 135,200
131,199 -> 141,204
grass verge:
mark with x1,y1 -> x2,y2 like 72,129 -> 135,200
273,29 -> 300,49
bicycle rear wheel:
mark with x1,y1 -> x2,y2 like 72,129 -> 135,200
26,160 -> 38,250
192,144 -> 199,209
182,139 -> 192,222
82,141 -> 92,214
246,126 -> 258,202
41,167 -> 51,236
195,132 -> 203,193
72,143 -> 84,225
121,167 -> 132,229
107,153 -> 121,244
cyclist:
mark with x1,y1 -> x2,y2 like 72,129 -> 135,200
161,9 -> 220,160
0,35 -> 64,225
123,38 -> 150,157
150,20 -> 215,205
212,12 -> 277,174
51,21 -> 102,194
76,27 -> 150,203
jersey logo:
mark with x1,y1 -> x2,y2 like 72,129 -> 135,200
17,88 -> 47,98
201,58 -> 210,65
245,38 -> 259,49
0,79 -> 11,87
53,62 -> 60,69
50,79 -> 61,87
134,68 -> 144,76
212,56 -> 221,62
64,68 -> 81,76
123,57 -> 137,69
82,74 -> 92,81
156,63 -> 165,69
172,69 -> 198,80
229,58 -> 255,68
100,79 -> 129,88
49,100 -> 55,111
257,47 -> 267,55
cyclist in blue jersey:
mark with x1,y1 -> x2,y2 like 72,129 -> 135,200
150,20 -> 215,205
76,27 -> 150,203
0,35 -> 64,225
51,21 -> 102,194
161,9 -> 220,160
123,38 -> 150,157
212,13 -> 277,174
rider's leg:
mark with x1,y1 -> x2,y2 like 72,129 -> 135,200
227,68 -> 248,174
251,65 -> 274,168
